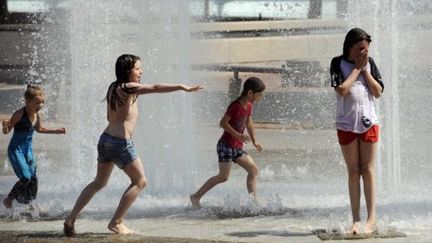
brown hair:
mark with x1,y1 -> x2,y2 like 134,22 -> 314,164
106,54 -> 140,111
343,28 -> 372,58
25,85 -> 45,102
229,77 -> 265,106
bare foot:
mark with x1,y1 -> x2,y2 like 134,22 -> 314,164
108,221 -> 134,235
249,193 -> 262,207
347,222 -> 360,235
190,194 -> 201,209
3,197 -> 12,209
63,220 -> 76,237
365,221 -> 377,235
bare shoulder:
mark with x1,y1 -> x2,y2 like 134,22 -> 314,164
123,82 -> 141,89
11,108 -> 24,120
116,83 -> 139,97
123,82 -> 156,95
9,108 -> 24,125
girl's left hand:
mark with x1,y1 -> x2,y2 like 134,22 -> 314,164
253,142 -> 262,153
57,127 -> 66,134
183,85 -> 203,92
357,49 -> 368,69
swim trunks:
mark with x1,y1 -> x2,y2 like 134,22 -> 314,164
97,133 -> 137,169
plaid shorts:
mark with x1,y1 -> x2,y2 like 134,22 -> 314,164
217,139 -> 246,163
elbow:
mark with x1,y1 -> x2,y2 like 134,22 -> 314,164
218,119 -> 224,128
336,87 -> 348,97
246,123 -> 253,130
36,127 -> 45,133
373,91 -> 382,99
372,87 -> 383,98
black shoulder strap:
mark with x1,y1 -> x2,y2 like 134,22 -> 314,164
330,55 -> 343,88
21,107 -> 28,121
368,57 -> 384,92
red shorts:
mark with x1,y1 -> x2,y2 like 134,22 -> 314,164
337,125 -> 379,145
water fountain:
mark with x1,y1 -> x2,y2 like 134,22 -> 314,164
1,0 -> 431,241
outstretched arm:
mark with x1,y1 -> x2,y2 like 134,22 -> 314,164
129,83 -> 202,95
35,115 -> 66,134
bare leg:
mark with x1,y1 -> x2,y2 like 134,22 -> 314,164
108,158 -> 147,234
359,139 -> 378,234
340,138 -> 361,234
190,162 -> 231,209
64,162 -> 114,236
235,155 -> 259,199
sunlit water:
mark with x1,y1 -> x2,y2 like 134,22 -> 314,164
1,0 -> 431,241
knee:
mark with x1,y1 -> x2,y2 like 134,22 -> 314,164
347,168 -> 361,179
133,177 -> 147,190
216,174 -> 229,183
249,165 -> 259,178
92,180 -> 108,190
360,166 -> 374,177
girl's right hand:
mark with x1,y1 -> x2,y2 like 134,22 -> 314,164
239,134 -> 250,143
2,120 -> 11,134
355,49 -> 368,70
2,120 -> 11,129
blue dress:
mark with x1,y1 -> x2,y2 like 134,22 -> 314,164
7,108 -> 39,204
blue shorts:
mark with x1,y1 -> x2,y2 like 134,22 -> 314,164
97,133 -> 137,169
217,139 -> 246,163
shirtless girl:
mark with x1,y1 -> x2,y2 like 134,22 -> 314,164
63,54 -> 202,236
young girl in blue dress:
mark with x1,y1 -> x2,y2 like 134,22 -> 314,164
2,85 -> 66,209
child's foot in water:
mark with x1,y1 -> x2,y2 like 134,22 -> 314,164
108,220 -> 134,234
63,220 -> 76,237
347,222 -> 360,235
365,220 -> 377,235
190,194 -> 201,209
3,197 -> 12,209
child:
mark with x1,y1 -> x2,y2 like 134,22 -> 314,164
63,54 -> 202,236
330,28 -> 384,235
190,77 -> 265,209
2,85 -> 66,209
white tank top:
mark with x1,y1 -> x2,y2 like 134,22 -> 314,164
335,59 -> 378,133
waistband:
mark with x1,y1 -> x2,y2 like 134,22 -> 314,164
100,132 -> 132,142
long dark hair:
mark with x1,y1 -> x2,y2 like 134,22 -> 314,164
105,54 -> 140,111
343,28 -> 372,58
229,77 -> 265,106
